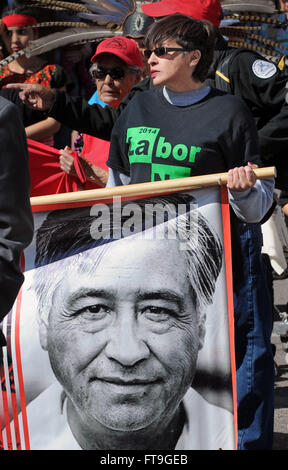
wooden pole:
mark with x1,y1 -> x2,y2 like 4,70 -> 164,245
30,166 -> 276,206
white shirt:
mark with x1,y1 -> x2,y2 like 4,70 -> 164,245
10,382 -> 235,450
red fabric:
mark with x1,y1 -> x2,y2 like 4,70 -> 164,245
81,133 -> 110,170
76,133 -> 109,190
141,0 -> 221,27
2,14 -> 37,28
28,139 -> 82,197
28,136 -> 109,197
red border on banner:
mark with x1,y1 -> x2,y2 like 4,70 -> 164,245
14,254 -> 30,450
0,362 -> 12,449
220,186 -> 238,450
6,314 -> 22,450
8,186 -> 237,450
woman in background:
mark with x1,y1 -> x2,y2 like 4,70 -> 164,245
0,5 -> 68,146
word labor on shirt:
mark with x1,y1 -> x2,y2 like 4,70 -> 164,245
126,126 -> 202,181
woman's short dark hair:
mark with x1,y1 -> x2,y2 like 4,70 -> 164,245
144,14 -> 216,82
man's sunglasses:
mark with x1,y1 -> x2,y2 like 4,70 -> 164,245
144,47 -> 192,59
92,67 -> 126,80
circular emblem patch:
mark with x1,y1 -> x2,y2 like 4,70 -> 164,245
252,60 -> 277,79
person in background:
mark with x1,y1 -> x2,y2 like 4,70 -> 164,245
87,4 -> 153,107
122,1 -> 155,78
260,0 -> 288,55
59,36 -> 143,189
0,5 -> 68,146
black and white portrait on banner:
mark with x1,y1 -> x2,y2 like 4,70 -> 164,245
0,187 -> 236,450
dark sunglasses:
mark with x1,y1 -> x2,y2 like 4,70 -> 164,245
144,47 -> 192,59
92,67 -> 126,80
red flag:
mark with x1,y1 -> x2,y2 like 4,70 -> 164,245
28,139 -> 107,197
28,139 -> 80,196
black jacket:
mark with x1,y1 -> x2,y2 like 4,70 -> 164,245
0,97 -> 33,334
206,40 -> 288,190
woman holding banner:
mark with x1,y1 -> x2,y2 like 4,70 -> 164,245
106,14 -> 275,451
107,14 -> 274,222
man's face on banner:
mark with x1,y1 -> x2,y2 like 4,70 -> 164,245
39,238 -> 204,433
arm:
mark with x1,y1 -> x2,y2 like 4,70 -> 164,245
50,90 -> 119,140
48,79 -> 150,139
228,176 -> 275,223
282,204 -> 288,217
221,98 -> 274,222
6,77 -> 151,140
0,98 -> 33,323
6,85 -> 120,140
226,159 -> 274,224
25,116 -> 61,141
81,159 -> 108,187
59,146 -> 108,187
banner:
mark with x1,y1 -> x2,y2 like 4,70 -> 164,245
0,185 -> 237,451
28,139 -> 102,197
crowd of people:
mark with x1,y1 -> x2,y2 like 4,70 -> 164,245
0,0 -> 288,451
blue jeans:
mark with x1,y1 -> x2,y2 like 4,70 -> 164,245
233,222 -> 274,450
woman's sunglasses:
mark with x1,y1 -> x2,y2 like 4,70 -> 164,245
144,47 -> 192,59
92,67 -> 126,80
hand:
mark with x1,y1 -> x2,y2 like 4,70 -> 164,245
227,163 -> 257,191
6,83 -> 56,111
59,146 -> 77,176
282,203 -> 288,217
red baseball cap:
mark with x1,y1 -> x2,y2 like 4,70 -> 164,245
141,0 -> 222,27
91,36 -> 143,68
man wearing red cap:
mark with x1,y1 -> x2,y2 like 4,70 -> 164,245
8,0 -> 287,451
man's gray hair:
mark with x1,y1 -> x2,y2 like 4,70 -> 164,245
34,194 -> 223,323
